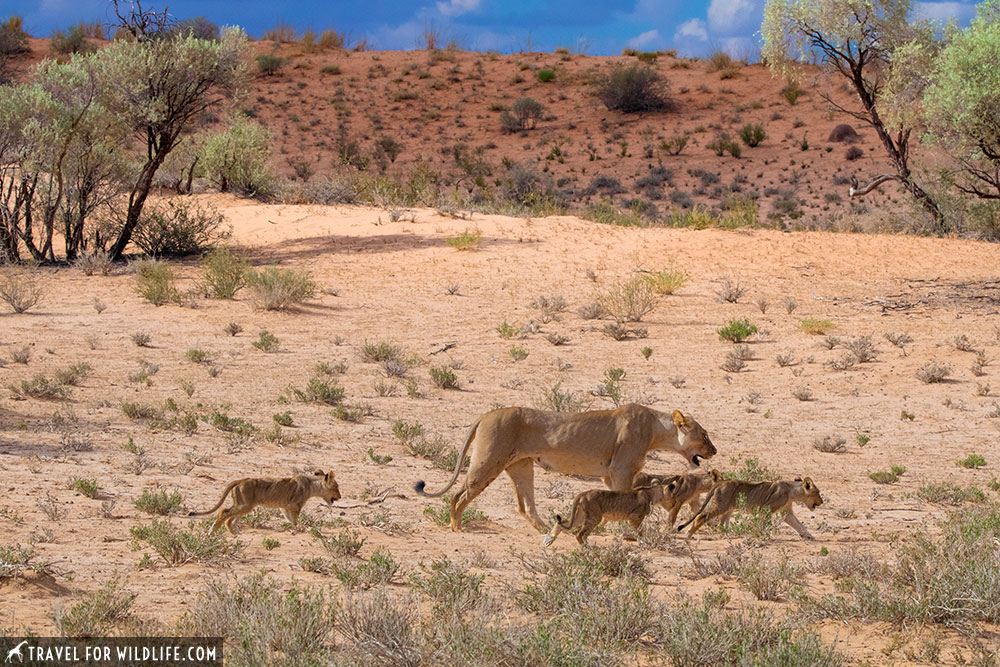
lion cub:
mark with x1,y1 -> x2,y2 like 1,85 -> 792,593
677,476 -> 823,540
634,469 -> 721,527
189,470 -> 341,534
543,482 -> 673,547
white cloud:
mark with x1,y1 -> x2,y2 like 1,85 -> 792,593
913,1 -> 977,23
436,0 -> 481,17
674,18 -> 708,42
707,0 -> 758,34
626,29 -> 661,50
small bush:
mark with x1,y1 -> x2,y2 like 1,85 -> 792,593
133,200 -> 230,257
813,435 -> 847,453
782,82 -> 802,104
845,145 -> 864,161
429,366 -> 459,389
200,117 -> 274,196
51,580 -> 136,638
252,330 -> 280,352
201,246 -> 249,298
917,361 -> 951,384
500,97 -> 544,132
134,487 -> 183,515
363,341 -> 404,362
70,477 -> 99,499
130,520 -> 243,566
643,268 -> 687,295
54,362 -> 92,386
133,259 -> 179,306
869,470 -> 899,484
958,454 -> 987,469
0,270 -> 43,313
537,69 -> 555,82
288,377 -> 344,405
707,133 -> 742,157
598,277 -> 657,323
9,374 -> 69,400
660,134 -> 688,155
50,25 -> 94,55
245,267 -> 316,310
917,482 -> 987,505
715,277 -> 747,303
798,318 -> 834,335
74,251 -> 113,276
256,53 -> 285,75
445,228 -> 482,250
739,123 -> 766,147
718,319 -> 758,343
594,63 -> 674,113
409,557 -> 485,616
424,496 -> 487,527
185,348 -> 213,364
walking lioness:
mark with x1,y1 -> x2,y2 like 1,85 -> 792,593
677,476 -> 823,540
189,470 -> 341,534
415,404 -> 716,533
543,482 -> 674,546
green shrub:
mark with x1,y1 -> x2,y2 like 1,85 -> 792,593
9,374 -> 69,400
537,69 -> 555,82
200,116 -> 274,196
782,82 -> 802,104
739,123 -> 766,147
288,377 -> 344,404
245,266 -> 316,310
201,246 -> 249,298
707,133 -> 742,157
959,454 -> 987,469
0,16 -> 30,59
424,496 -> 487,527
594,63 -> 674,113
133,200 -> 230,257
50,25 -> 94,55
256,53 -> 285,75
54,362 -> 92,386
185,348 -> 212,364
445,228 -> 482,250
133,259 -> 179,305
134,487 -> 183,515
500,97 -> 544,132
643,268 -> 687,295
130,520 -> 243,566
51,579 -> 136,637
409,557 -> 486,616
869,470 -> 899,484
70,477 -> 99,499
718,319 -> 758,343
429,366 -> 459,389
598,277 -> 657,323
918,482 -> 987,505
252,330 -> 280,352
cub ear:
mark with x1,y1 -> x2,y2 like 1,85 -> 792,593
667,481 -> 677,493
709,469 -> 722,483
671,410 -> 691,432
313,470 -> 324,477
802,477 -> 813,490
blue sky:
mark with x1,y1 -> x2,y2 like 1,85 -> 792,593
6,0 -> 982,57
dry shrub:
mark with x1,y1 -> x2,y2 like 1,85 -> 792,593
245,266 -> 316,310
598,277 -> 657,322
0,269 -> 43,313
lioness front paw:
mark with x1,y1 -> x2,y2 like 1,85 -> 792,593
541,535 -> 554,547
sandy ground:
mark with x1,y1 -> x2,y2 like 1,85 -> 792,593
2,195 -> 1000,663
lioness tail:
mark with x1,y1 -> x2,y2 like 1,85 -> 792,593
188,479 -> 240,517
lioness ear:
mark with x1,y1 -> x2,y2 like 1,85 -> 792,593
667,481 -> 677,493
671,410 -> 691,432
803,477 -> 813,490
710,470 -> 721,482
313,470 -> 324,477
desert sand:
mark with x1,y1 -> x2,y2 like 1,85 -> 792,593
2,195 -> 999,662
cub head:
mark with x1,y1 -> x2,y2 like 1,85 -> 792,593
798,477 -> 823,510
314,470 -> 342,504
671,410 -> 717,468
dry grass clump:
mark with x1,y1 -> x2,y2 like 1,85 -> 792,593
245,266 -> 316,310
916,361 -> 951,384
73,251 -> 114,276
0,269 -> 43,313
597,277 -> 657,322
643,267 -> 688,295
715,277 -> 747,303
798,318 -> 834,335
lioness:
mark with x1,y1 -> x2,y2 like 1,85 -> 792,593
677,476 -> 823,540
543,482 -> 673,546
415,404 -> 716,533
634,469 -> 722,527
189,470 -> 341,534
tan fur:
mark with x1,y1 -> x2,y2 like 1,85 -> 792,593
677,476 -> 824,540
634,469 -> 722,527
188,470 -> 341,534
543,483 -> 672,547
415,404 -> 717,533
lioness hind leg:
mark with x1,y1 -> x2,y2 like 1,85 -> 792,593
505,459 -> 547,533
221,504 -> 253,534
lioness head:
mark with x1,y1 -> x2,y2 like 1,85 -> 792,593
671,410 -> 716,467
314,470 -> 342,504
798,477 -> 823,510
